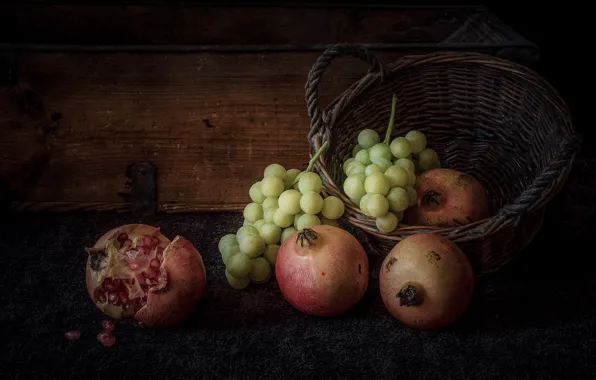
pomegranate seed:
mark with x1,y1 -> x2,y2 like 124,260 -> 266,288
150,259 -> 160,268
144,269 -> 157,279
103,278 -> 117,292
64,330 -> 81,341
119,291 -> 129,304
152,237 -> 159,246
143,236 -> 153,246
95,289 -> 107,303
138,247 -> 147,256
129,262 -> 139,270
97,331 -> 116,347
117,233 -> 128,242
101,320 -> 116,332
111,279 -> 121,288
108,292 -> 119,304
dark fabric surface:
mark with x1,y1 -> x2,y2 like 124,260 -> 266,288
1,160 -> 595,380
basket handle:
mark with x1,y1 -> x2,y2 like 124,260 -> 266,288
305,44 -> 387,143
488,133 -> 582,230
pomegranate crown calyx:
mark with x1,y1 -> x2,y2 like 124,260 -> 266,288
296,228 -> 318,248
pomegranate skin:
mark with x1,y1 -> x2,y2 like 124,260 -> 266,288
134,236 -> 207,328
275,225 -> 369,317
85,224 -> 207,328
380,233 -> 474,329
405,168 -> 490,227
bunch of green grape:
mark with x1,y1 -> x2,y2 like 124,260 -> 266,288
342,94 -> 441,233
218,142 -> 345,289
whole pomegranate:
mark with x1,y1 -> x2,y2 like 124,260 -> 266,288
85,224 -> 207,328
379,233 -> 474,329
275,225 -> 369,317
405,168 -> 490,227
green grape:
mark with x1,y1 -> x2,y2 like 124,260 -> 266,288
365,164 -> 382,176
264,163 -> 286,178
371,157 -> 392,172
384,166 -> 409,188
386,187 -> 409,212
390,137 -> 411,159
367,194 -> 389,217
218,234 -> 238,255
349,197 -> 362,206
343,173 -> 366,200
359,193 -> 373,215
418,148 -> 441,171
278,189 -> 303,215
253,219 -> 265,232
226,253 -> 253,278
263,244 -> 280,266
406,187 -> 418,207
281,227 -> 297,243
358,129 -> 380,149
222,245 -> 241,266
343,158 -> 355,174
262,197 -> 279,210
284,169 -> 301,189
298,172 -> 322,194
243,220 -> 252,226
243,202 -> 263,223
239,234 -> 266,258
296,214 -> 321,230
300,191 -> 324,214
293,172 -> 304,190
261,176 -> 285,198
364,172 -> 391,195
405,130 -> 427,154
225,269 -> 251,290
405,167 -> 417,187
321,217 -> 340,227
249,182 -> 266,204
263,208 -> 276,223
321,195 -> 345,220
376,212 -> 398,232
237,225 -> 259,241
346,162 -> 366,176
352,145 -> 362,157
394,158 -> 416,173
249,257 -> 272,284
369,143 -> 392,162
293,212 -> 304,228
355,149 -> 371,165
273,208 -> 294,228
259,222 -> 282,245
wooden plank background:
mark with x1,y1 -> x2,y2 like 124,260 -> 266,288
0,5 -> 529,212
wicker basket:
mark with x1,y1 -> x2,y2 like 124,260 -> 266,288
305,44 -> 581,275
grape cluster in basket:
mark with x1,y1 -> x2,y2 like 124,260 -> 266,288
218,142 -> 345,289
342,94 -> 441,232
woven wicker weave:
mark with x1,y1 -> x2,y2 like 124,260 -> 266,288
305,44 -> 581,274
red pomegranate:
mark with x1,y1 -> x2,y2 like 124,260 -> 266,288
275,225 -> 369,317
405,168 -> 490,227
85,224 -> 207,328
379,233 -> 474,329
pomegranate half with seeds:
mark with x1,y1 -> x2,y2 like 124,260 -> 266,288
85,224 -> 207,328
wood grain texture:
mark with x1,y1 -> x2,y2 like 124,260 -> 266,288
0,4 -> 531,212
0,51 -> 407,211
2,5 -> 474,46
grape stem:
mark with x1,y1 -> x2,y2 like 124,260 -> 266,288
292,140 -> 329,186
383,94 -> 398,145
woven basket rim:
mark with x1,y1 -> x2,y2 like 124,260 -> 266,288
305,46 -> 582,243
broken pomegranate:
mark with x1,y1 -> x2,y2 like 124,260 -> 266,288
85,224 -> 207,328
